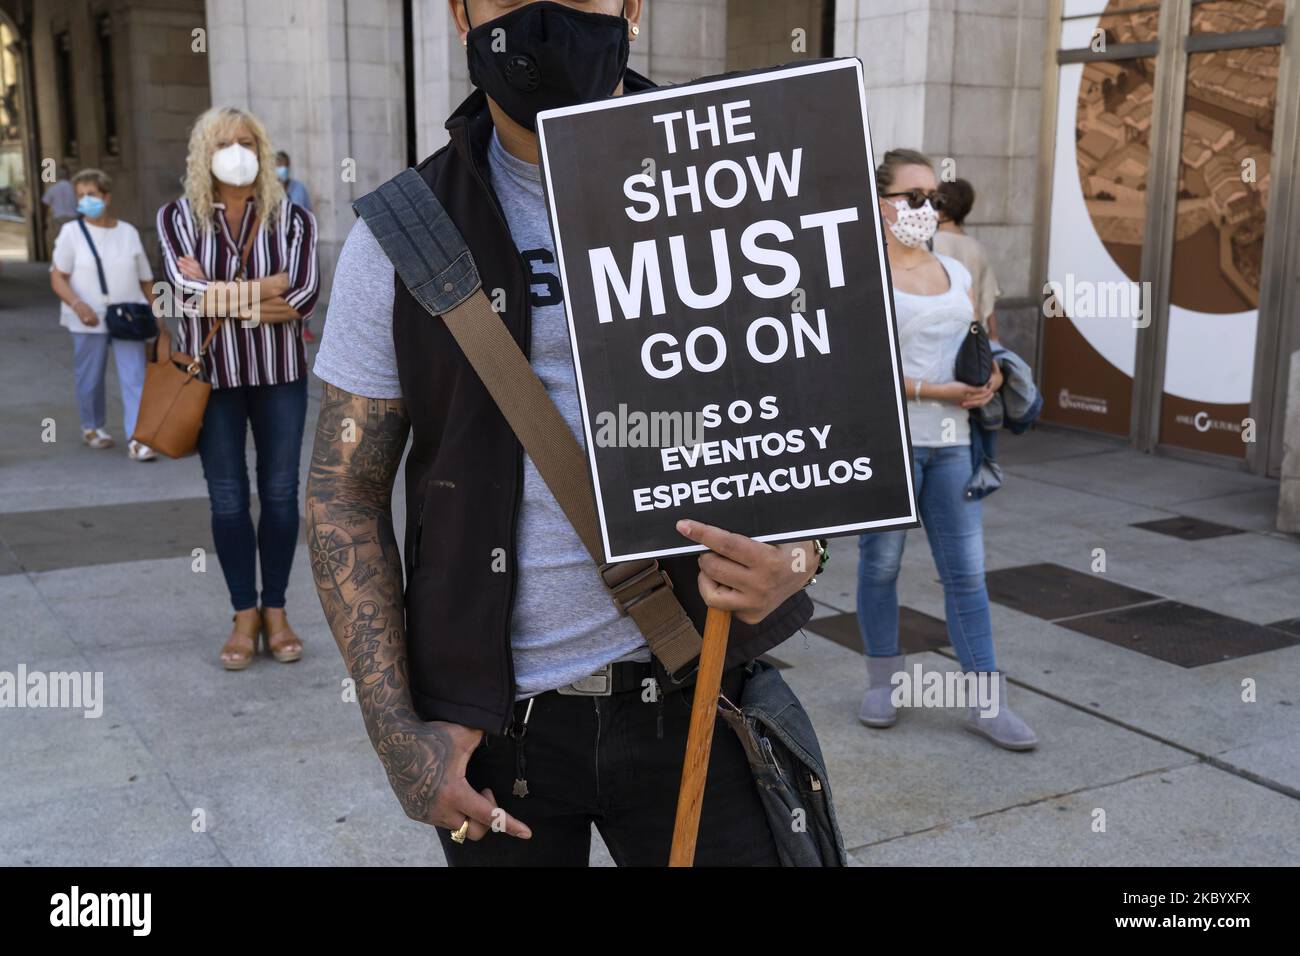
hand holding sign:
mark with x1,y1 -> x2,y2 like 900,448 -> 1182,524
677,519 -> 814,625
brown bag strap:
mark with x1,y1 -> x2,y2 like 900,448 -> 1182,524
440,289 -> 703,675
195,317 -> 225,358
201,319 -> 224,351
150,323 -> 172,363
234,214 -> 258,280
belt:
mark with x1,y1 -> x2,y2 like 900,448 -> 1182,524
505,658 -> 739,800
549,657 -> 745,699
553,659 -> 658,697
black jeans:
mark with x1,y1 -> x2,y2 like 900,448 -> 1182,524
437,667 -> 781,866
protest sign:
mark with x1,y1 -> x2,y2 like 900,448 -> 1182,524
537,58 -> 918,562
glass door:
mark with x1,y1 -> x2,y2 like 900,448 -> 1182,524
1157,0 -> 1287,457
1041,1 -> 1161,436
1040,0 -> 1294,472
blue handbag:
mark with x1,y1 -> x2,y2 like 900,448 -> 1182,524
76,218 -> 158,341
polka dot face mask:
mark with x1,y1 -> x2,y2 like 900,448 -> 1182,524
885,198 -> 940,248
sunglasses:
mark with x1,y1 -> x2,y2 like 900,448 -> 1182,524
882,189 -> 948,211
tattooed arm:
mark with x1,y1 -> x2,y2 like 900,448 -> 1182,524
305,382 -> 531,841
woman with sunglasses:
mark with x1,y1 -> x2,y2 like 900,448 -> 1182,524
856,149 -> 1037,751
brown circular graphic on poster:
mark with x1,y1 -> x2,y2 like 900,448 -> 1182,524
1074,0 -> 1279,313
1071,3 -> 1159,285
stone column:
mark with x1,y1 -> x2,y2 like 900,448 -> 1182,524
836,0 -> 1047,356
411,0 -> 471,158
637,0 -> 727,85
205,0 -> 406,301
118,0 -> 210,262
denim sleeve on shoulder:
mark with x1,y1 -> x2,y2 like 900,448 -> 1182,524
312,216 -> 403,400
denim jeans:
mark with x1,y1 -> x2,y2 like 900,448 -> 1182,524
70,332 -> 146,437
437,667 -> 780,866
196,377 -> 308,612
856,444 -> 996,672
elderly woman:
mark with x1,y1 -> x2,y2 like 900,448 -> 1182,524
49,168 -> 158,460
158,106 -> 319,671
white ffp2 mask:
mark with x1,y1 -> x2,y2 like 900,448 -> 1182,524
211,144 -> 259,187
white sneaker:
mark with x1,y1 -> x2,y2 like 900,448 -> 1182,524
128,440 -> 157,462
83,428 -> 115,449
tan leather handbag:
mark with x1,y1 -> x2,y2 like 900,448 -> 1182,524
133,220 -> 256,458
131,319 -> 224,458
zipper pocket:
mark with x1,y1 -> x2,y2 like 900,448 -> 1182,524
760,736 -> 785,781
411,479 -> 457,570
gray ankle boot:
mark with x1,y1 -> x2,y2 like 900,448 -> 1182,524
964,672 -> 1038,751
859,654 -> 904,728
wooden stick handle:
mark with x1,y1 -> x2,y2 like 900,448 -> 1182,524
668,606 -> 732,867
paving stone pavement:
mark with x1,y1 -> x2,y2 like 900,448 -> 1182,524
2,261 -> 1298,866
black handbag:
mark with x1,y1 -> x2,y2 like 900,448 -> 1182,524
76,218 -> 158,341
954,319 -> 993,386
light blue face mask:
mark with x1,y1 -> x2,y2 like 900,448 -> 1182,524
275,166 -> 289,182
77,195 -> 106,219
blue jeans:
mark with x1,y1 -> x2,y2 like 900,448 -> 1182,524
70,333 -> 146,437
856,444 -> 996,672
196,378 -> 308,612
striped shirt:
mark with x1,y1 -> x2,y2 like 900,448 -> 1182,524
156,196 -> 319,389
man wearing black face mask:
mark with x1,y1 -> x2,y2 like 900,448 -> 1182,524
307,0 -> 818,866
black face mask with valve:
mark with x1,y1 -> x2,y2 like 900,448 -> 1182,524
465,1 -> 630,132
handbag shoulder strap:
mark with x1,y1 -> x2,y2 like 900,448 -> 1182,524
234,211 -> 258,280
197,316 -> 225,357
354,169 -> 702,675
76,217 -> 109,296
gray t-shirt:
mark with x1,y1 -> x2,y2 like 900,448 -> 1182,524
314,131 -> 649,699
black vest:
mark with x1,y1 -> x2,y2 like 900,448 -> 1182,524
391,80 -> 814,735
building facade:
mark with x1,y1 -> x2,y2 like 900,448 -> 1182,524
2,0 -> 1298,528
0,0 -> 209,262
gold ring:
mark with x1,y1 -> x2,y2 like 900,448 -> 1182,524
450,819 -> 470,844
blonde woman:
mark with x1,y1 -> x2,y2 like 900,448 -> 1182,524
158,106 -> 320,670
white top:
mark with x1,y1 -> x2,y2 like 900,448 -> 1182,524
51,219 -> 153,334
893,253 -> 975,447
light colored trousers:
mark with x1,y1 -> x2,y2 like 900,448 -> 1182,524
71,332 -> 147,439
